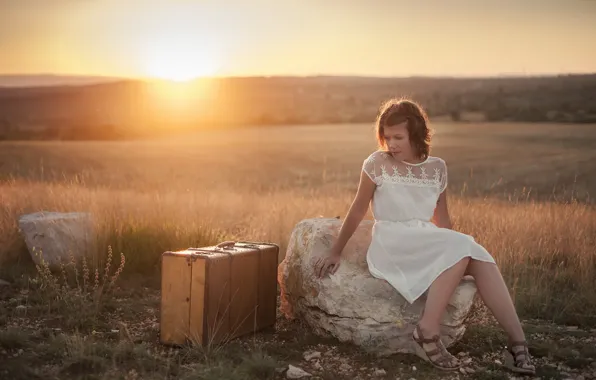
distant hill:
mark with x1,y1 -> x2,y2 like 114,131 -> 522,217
0,73 -> 595,140
0,74 -> 125,88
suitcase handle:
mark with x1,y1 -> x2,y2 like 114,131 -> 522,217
215,241 -> 237,250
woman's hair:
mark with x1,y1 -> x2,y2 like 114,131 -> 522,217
375,98 -> 433,159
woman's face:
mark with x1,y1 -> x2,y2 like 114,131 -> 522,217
382,122 -> 415,160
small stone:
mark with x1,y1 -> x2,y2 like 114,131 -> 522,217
571,349 -> 581,358
457,352 -> 467,357
303,351 -> 321,361
494,359 -> 503,365
567,326 -> 579,331
339,363 -> 352,372
0,279 -> 10,286
459,368 -> 466,374
465,368 -> 476,374
313,361 -> 322,371
287,365 -> 311,379
412,366 -> 417,371
373,368 -> 386,376
463,358 -> 473,365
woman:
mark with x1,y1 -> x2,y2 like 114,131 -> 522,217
313,98 -> 535,374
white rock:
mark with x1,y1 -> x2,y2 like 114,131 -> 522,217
18,211 -> 95,269
278,218 -> 479,356
303,351 -> 321,361
286,365 -> 312,379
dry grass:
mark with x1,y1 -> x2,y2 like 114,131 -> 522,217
1,122 -> 596,326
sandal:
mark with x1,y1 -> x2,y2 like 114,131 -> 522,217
504,341 -> 536,375
412,325 -> 462,371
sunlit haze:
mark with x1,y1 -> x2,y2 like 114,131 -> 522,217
1,0 -> 595,80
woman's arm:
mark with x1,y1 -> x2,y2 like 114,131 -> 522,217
432,189 -> 453,229
332,171 -> 376,254
315,170 -> 376,277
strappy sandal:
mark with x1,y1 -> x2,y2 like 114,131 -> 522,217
504,341 -> 536,375
412,325 -> 462,371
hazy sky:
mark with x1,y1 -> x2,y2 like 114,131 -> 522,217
1,0 -> 595,79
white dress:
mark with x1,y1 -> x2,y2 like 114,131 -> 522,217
362,151 -> 496,304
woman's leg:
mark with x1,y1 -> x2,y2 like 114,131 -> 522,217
465,259 -> 535,373
418,257 -> 471,335
464,260 -> 524,341
413,257 -> 471,369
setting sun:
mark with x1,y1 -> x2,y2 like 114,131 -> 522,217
145,53 -> 219,82
144,51 -> 219,82
141,34 -> 220,82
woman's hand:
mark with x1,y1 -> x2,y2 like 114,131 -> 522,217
314,251 -> 341,278
313,169 -> 375,279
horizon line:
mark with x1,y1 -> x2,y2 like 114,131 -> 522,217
1,71 -> 595,88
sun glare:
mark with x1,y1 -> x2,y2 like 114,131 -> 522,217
142,36 -> 220,82
145,53 -> 219,82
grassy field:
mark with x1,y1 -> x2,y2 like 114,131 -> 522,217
1,121 -> 596,379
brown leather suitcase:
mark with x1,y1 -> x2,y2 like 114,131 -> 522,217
160,241 -> 279,347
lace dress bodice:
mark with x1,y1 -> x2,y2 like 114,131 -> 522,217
362,151 -> 448,224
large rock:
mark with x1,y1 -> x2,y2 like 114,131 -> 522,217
278,217 -> 478,356
18,211 -> 95,269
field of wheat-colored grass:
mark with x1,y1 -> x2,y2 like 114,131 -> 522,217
1,121 -> 596,325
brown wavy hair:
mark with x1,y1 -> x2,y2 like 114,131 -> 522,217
375,98 -> 433,159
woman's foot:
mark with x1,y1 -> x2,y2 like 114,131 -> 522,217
412,325 -> 462,371
504,341 -> 536,375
